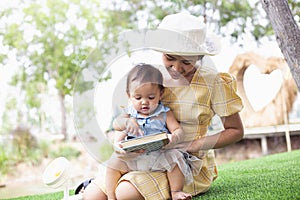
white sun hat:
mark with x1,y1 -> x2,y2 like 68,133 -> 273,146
149,13 -> 221,56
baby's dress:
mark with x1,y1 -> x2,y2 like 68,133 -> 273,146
125,103 -> 202,185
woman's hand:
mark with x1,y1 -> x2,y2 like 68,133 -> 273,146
185,139 -> 203,153
168,141 -> 194,152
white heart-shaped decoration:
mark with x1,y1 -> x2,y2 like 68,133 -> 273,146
243,65 -> 283,112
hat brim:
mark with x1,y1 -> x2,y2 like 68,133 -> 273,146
145,29 -> 221,56
150,47 -> 218,56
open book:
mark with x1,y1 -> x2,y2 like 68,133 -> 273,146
121,132 -> 169,153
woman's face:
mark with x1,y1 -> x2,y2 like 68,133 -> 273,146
162,54 -> 199,80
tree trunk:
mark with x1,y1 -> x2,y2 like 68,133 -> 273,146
260,0 -> 300,91
58,91 -> 67,140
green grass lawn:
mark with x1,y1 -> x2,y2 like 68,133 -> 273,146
6,150 -> 300,200
201,149 -> 300,200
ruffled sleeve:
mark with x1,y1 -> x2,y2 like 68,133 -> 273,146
211,72 -> 243,117
149,103 -> 170,117
126,105 -> 138,118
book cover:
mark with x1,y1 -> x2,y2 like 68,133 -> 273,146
121,132 -> 169,153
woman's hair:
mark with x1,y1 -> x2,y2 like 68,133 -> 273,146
126,63 -> 164,94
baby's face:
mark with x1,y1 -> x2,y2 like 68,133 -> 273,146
129,82 -> 162,116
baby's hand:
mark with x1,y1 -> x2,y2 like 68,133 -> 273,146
126,118 -> 144,136
113,140 -> 145,157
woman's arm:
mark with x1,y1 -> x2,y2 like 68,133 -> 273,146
176,113 -> 244,152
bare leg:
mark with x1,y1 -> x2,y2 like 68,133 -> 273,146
82,177 -> 107,200
115,181 -> 145,200
106,157 -> 129,200
168,165 -> 192,200
106,167 -> 124,200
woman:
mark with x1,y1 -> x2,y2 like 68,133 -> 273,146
83,13 -> 244,200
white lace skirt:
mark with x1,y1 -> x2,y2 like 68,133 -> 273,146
126,149 -> 202,185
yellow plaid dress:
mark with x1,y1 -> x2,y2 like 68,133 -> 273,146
117,67 -> 243,199
96,67 -> 243,199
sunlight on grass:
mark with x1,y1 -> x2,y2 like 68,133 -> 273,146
199,150 -> 300,199
7,150 -> 300,200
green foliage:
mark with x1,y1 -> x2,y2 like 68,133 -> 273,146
8,127 -> 50,165
0,0 -> 112,136
18,0 -> 92,96
219,0 -> 253,25
288,0 -> 300,25
0,145 -> 10,179
252,24 -> 274,41
49,145 -> 81,160
3,24 -> 24,48
0,138 -> 81,178
99,0 -> 282,41
38,140 -> 51,158
11,126 -> 38,160
0,129 -> 47,178
21,148 -> 44,165
218,0 -> 268,40
99,142 -> 114,161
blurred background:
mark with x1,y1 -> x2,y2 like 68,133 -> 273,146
0,0 -> 299,198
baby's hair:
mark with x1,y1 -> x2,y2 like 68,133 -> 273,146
126,63 -> 164,94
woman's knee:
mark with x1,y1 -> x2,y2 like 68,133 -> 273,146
115,181 -> 144,200
82,182 -> 107,200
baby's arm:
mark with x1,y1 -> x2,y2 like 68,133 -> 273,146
112,113 -> 134,148
114,130 -> 127,143
113,113 -> 130,131
113,113 -> 143,136
165,110 -> 184,144
112,131 -> 127,154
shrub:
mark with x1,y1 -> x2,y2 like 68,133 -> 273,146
0,145 -> 9,179
49,145 -> 81,160
11,126 -> 37,161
